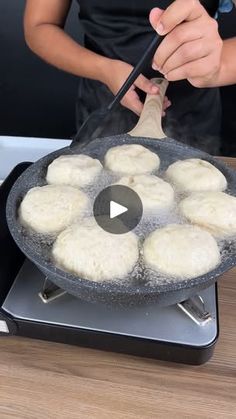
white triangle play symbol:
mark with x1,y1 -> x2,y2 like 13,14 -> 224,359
110,200 -> 128,219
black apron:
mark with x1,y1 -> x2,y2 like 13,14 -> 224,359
75,0 -> 221,155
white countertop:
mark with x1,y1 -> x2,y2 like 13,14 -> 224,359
0,136 -> 71,180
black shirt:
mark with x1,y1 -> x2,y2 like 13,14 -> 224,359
75,0 -> 221,154
78,1 -> 218,61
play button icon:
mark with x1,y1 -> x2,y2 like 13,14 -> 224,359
93,185 -> 143,234
110,201 -> 128,219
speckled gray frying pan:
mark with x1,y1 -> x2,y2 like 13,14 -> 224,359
6,79 -> 236,307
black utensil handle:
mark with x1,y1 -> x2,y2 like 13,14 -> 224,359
107,33 -> 163,112
71,108 -> 108,148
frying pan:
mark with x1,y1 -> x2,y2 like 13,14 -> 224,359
6,78 -> 236,307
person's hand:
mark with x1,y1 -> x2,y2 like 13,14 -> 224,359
101,59 -> 171,115
149,0 -> 223,88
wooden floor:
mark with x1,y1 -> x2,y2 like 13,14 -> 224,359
0,158 -> 235,419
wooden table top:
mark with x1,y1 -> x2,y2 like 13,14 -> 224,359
0,158 -> 235,419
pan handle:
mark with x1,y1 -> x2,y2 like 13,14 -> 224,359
128,78 -> 168,139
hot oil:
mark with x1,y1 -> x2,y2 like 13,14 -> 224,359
80,162 -> 192,288
17,154 -> 236,289
85,160 -> 236,288
84,169 -> 117,198
218,237 -> 236,261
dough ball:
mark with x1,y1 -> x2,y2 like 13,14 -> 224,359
166,159 -> 227,192
115,175 -> 174,212
19,185 -> 88,235
143,224 -> 220,279
46,154 -> 103,188
52,218 -> 139,282
179,192 -> 236,237
104,144 -> 160,175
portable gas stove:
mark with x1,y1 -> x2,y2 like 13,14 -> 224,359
0,136 -> 219,365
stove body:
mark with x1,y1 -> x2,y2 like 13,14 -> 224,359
0,137 -> 219,365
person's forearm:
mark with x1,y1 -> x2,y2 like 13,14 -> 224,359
25,23 -> 110,83
24,20 -> 161,116
216,38 -> 236,86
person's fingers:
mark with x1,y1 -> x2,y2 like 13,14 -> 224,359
134,74 -> 159,94
162,96 -> 171,116
152,19 -> 204,71
165,55 -> 219,86
152,0 -> 204,35
163,96 -> 171,110
149,7 -> 164,29
160,38 -> 211,75
162,97 -> 167,116
121,90 -> 143,115
122,92 -> 171,117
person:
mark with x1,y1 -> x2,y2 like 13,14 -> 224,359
24,0 -> 235,154
150,1 -> 236,87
